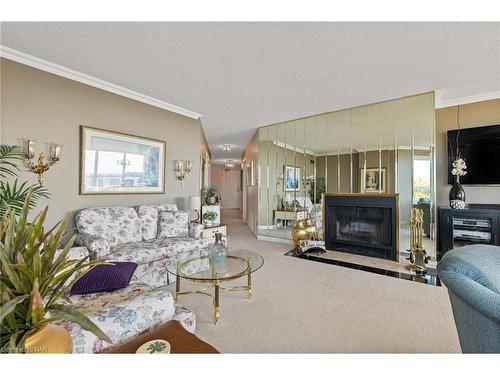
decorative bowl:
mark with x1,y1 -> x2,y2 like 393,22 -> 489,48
136,339 -> 171,354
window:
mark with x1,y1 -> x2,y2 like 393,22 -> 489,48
413,156 -> 431,204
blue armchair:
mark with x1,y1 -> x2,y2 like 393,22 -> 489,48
437,245 -> 500,353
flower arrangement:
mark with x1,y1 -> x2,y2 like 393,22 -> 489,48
451,158 -> 467,177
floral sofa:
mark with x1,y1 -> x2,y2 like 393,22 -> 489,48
74,204 -> 210,287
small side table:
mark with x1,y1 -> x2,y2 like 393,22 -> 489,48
274,210 -> 306,227
100,321 -> 219,354
203,224 -> 227,243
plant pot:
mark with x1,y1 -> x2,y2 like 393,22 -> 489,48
206,196 -> 217,205
449,175 -> 466,209
24,323 -> 73,354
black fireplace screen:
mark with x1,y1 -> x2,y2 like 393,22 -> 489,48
324,194 -> 398,261
332,206 -> 392,247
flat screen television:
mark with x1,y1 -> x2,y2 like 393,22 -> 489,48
447,124 -> 500,185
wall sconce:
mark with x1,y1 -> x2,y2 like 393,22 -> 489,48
174,160 -> 192,188
23,140 -> 62,185
225,160 -> 235,169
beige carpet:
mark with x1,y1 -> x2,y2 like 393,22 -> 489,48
168,210 -> 461,353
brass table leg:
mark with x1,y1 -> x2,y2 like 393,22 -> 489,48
247,260 -> 253,299
213,273 -> 220,325
175,262 -> 180,301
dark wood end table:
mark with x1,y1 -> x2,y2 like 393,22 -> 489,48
100,320 -> 220,354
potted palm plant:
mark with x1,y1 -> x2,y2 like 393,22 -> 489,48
0,192 -> 111,353
0,145 -> 49,216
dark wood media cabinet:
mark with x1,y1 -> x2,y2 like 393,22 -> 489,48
438,204 -> 500,260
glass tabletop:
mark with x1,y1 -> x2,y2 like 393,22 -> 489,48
165,248 -> 264,282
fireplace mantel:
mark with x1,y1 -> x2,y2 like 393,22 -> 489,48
324,193 -> 399,261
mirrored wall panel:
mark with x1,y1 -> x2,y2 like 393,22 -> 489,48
257,92 -> 436,258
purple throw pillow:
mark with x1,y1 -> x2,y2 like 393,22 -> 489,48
70,262 -> 138,295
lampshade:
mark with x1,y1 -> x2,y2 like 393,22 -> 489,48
188,195 -> 201,210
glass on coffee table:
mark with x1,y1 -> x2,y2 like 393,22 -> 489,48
165,248 -> 264,325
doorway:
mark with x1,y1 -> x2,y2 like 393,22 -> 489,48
211,164 -> 242,210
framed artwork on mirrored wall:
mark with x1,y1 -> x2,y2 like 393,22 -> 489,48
80,126 -> 166,195
284,165 -> 300,192
360,167 -> 386,193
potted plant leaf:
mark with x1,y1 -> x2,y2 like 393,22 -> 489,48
0,191 -> 112,353
289,200 -> 301,212
0,144 -> 49,217
202,210 -> 218,225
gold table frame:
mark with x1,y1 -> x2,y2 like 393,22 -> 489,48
173,255 -> 254,325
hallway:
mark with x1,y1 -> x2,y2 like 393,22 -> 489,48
210,165 -> 242,210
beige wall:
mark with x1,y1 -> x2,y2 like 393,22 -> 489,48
1,58 -> 206,231
210,164 -> 224,194
436,98 -> 500,206
199,127 -> 211,190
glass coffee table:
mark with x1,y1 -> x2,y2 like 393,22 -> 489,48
165,248 -> 264,325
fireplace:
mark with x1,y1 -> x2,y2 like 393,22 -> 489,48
324,194 -> 399,261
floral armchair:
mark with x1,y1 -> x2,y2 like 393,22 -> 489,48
63,283 -> 196,353
57,247 -> 196,353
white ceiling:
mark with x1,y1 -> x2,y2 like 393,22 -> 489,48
1,22 -> 499,163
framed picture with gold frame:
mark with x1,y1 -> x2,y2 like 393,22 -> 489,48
284,165 -> 300,192
80,126 -> 166,195
360,167 -> 386,193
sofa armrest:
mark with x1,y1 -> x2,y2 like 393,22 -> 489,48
188,222 -> 204,239
75,234 -> 111,260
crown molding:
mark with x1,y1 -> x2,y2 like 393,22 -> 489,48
435,89 -> 500,109
0,45 -> 202,120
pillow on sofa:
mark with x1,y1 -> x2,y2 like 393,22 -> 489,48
70,262 -> 138,295
158,210 -> 189,238
137,205 -> 160,241
156,203 -> 178,212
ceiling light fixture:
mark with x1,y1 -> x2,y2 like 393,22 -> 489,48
221,144 -> 232,151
